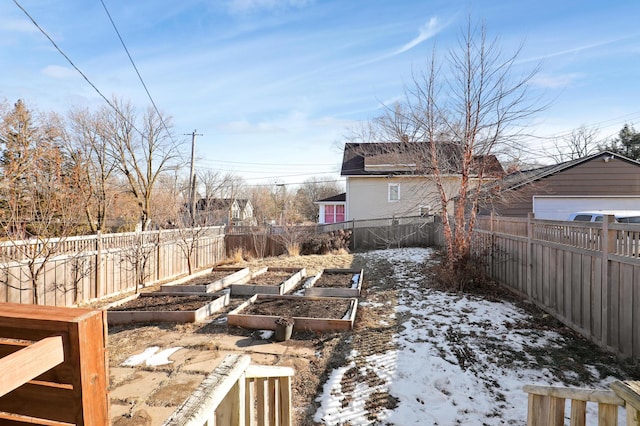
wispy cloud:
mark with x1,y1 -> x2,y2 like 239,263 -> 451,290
531,73 -> 583,89
394,17 -> 444,55
225,0 -> 313,15
520,34 -> 638,64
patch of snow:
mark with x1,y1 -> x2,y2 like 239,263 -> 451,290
259,330 -> 274,340
121,346 -> 183,367
146,347 -> 183,366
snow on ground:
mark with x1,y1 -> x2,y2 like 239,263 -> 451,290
314,248 -> 626,425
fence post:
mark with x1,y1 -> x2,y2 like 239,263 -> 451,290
601,215 -> 615,349
95,231 -> 102,300
527,213 -> 534,297
156,231 -> 162,282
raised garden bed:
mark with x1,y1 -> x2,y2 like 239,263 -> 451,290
227,294 -> 358,332
160,267 -> 250,293
229,267 -> 306,296
304,268 -> 363,298
106,291 -> 230,324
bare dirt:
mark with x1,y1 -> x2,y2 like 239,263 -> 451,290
109,294 -> 224,312
248,269 -> 297,285
241,297 -> 352,318
173,269 -> 243,286
313,271 -> 357,288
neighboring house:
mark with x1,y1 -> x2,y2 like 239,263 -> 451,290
340,142 -> 504,221
315,193 -> 346,224
195,198 -> 256,225
483,150 -> 640,219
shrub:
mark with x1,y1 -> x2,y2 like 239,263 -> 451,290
301,230 -> 352,255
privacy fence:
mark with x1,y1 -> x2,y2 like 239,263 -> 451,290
226,216 -> 436,258
0,226 -> 225,307
472,214 -> 640,359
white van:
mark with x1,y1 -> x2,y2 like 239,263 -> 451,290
567,210 -> 640,224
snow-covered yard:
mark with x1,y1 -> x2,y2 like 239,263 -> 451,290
313,248 -> 634,425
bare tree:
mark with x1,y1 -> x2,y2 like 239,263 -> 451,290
349,20 -> 541,271
0,100 -> 87,303
546,125 -> 600,163
103,98 -> 183,230
65,107 -> 119,232
294,177 -> 344,222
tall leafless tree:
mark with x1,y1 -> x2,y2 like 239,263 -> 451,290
545,125 -> 600,163
349,20 -> 541,269
103,98 -> 183,230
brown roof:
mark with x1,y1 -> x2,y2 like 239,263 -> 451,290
341,142 -> 504,177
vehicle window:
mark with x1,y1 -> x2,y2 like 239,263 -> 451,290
573,214 -> 593,222
618,216 -> 640,224
594,216 -> 603,222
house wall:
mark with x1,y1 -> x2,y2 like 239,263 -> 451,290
346,176 -> 462,220
494,157 -> 640,217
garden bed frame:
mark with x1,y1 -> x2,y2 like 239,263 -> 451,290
227,294 -> 358,332
229,267 -> 306,296
160,267 -> 250,293
107,291 -> 230,324
304,268 -> 363,298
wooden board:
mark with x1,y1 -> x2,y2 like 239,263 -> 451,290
107,292 -> 230,325
227,294 -> 357,332
160,267 -> 250,293
304,269 -> 363,298
0,303 -> 109,425
229,267 -> 305,296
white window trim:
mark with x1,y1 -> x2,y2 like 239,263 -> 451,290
388,183 -> 400,202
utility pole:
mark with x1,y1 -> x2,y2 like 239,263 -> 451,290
185,129 -> 203,224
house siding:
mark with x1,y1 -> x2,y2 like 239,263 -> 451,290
495,156 -> 640,216
346,176 -> 464,220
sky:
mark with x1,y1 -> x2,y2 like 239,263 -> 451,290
3,0 -> 640,188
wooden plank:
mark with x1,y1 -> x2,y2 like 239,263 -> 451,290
71,309 -> 109,425
598,403 -> 618,426
0,412 -> 74,426
0,381 -> 75,423
620,263 -> 634,357
581,255 -> 592,335
611,381 -> 640,412
571,253 -> 582,324
570,399 -> 586,426
635,265 -> 640,358
0,336 -> 64,398
592,255 -> 603,342
609,261 -> 620,350
279,376 -> 292,426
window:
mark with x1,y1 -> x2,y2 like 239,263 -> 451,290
388,183 -> 400,202
323,204 -> 345,224
419,205 -> 431,217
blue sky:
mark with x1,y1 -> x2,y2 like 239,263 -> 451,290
2,0 -> 640,187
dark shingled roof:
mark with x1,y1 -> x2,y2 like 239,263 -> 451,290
316,193 -> 346,203
340,142 -> 505,177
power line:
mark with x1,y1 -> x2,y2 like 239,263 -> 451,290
13,0 -> 134,128
99,0 -> 177,145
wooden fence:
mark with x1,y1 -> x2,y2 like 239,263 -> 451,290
0,226 -> 226,307
523,381 -> 640,425
226,216 -> 436,257
473,214 -> 640,359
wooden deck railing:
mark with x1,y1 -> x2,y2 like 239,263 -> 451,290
524,381 -> 640,425
163,354 -> 294,426
0,303 -> 109,425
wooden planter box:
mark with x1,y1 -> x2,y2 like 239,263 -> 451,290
107,292 -> 230,325
304,268 -> 363,298
227,294 -> 358,332
160,267 -> 250,293
229,267 -> 306,296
